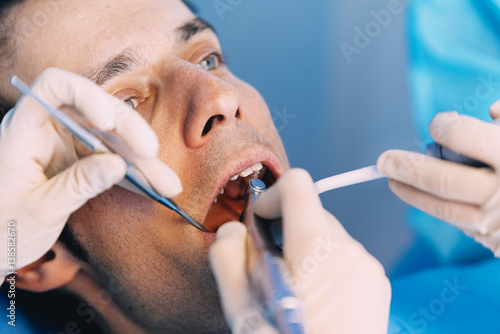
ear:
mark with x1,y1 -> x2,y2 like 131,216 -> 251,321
15,241 -> 81,292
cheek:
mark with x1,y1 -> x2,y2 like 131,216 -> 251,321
68,186 -> 187,269
237,81 -> 274,134
69,189 -> 157,266
239,82 -> 270,121
236,80 -> 289,165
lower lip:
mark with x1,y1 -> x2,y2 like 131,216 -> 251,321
201,230 -> 217,242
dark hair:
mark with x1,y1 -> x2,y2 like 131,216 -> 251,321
0,0 -> 197,125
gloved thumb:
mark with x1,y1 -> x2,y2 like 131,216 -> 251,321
490,100 -> 500,120
35,153 -> 127,223
209,222 -> 277,334
209,222 -> 251,324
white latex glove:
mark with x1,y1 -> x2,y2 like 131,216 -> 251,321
377,110 -> 500,256
209,169 -> 391,334
0,68 -> 182,279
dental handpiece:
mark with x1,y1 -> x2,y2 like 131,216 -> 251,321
241,179 -> 306,334
426,118 -> 500,167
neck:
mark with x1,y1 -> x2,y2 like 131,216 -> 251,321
64,270 -> 147,334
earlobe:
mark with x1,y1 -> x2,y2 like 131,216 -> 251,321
15,241 -> 81,292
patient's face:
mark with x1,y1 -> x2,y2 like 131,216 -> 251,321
7,0 -> 288,332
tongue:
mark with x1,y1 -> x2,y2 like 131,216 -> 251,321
224,177 -> 244,199
205,190 -> 246,232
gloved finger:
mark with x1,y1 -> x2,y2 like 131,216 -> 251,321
0,105 -> 77,179
489,99 -> 500,120
33,153 -> 127,225
10,68 -> 158,166
474,231 -> 500,257
210,223 -> 277,334
377,150 -> 497,205
129,158 -> 183,198
388,179 -> 483,232
85,128 -> 182,197
232,309 -> 278,334
297,248 -> 390,334
33,69 -> 159,157
255,169 -> 329,236
209,222 -> 254,325
255,169 -> 352,263
253,184 -> 281,219
428,112 -> 500,167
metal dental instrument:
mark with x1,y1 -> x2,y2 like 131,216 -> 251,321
241,179 -> 306,334
315,165 -> 385,194
10,76 -> 208,233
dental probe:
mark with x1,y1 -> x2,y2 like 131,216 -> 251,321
241,179 -> 306,334
10,76 -> 209,233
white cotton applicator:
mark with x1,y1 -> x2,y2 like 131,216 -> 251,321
314,165 -> 385,194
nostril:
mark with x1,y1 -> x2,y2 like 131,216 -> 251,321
235,109 -> 241,119
202,115 -> 224,136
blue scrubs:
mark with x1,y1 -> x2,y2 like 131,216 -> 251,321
390,1 -> 500,332
404,0 -> 500,267
389,258 -> 500,333
0,290 -> 56,333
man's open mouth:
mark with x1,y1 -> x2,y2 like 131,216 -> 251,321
202,155 -> 282,233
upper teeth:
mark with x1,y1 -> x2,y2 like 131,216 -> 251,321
213,163 -> 264,204
231,162 -> 263,180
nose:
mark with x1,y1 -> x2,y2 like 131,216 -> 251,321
167,62 -> 241,148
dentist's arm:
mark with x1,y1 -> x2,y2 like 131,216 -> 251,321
0,68 -> 182,282
378,108 -> 500,256
210,169 -> 391,333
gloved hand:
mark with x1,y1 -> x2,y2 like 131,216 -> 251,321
0,68 -> 182,279
377,109 -> 500,256
209,169 -> 391,334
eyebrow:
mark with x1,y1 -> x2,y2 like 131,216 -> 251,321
85,18 -> 217,86
176,17 -> 217,43
85,49 -> 140,86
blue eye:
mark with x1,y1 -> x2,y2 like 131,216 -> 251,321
199,55 -> 217,71
198,52 -> 225,71
124,98 -> 138,110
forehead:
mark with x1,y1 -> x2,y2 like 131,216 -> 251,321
12,0 -> 196,81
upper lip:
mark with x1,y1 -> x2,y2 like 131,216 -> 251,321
200,147 -> 285,230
